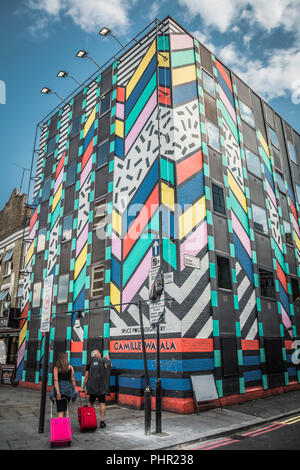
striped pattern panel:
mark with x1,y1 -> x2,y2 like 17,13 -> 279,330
57,105 -> 71,160
84,80 -> 98,119
242,340 -> 262,387
33,123 -> 48,200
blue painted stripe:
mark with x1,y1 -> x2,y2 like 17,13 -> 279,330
173,81 -> 197,107
70,358 -> 82,367
288,367 -> 297,376
115,137 -> 124,158
83,126 -> 94,153
161,206 -> 175,239
111,358 -> 214,374
159,68 -> 171,87
243,355 -> 261,366
288,183 -> 296,205
217,71 -> 235,109
118,375 -> 193,391
233,233 -> 254,284
244,369 -> 262,382
125,55 -> 157,118
263,163 -> 275,192
111,257 -> 121,287
279,283 -> 290,316
178,170 -> 204,209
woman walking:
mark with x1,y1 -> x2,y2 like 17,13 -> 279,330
50,352 -> 77,417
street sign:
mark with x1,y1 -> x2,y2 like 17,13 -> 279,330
152,239 -> 160,256
149,295 -> 165,326
184,254 -> 201,269
40,275 -> 54,333
151,255 -> 160,269
163,272 -> 174,284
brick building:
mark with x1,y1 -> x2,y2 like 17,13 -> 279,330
16,17 -> 300,412
0,189 -> 29,383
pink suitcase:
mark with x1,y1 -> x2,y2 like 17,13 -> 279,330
50,400 -> 73,448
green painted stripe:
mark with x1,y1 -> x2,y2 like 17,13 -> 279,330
271,238 -> 286,271
218,100 -> 239,142
161,158 -> 174,184
73,266 -> 86,301
162,238 -> 177,269
50,203 -> 61,230
259,145 -> 272,174
171,49 -> 195,68
125,72 -> 156,136
229,189 -> 250,235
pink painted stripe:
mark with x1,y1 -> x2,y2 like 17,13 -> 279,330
292,215 -> 300,238
29,222 -> 37,242
80,155 -> 92,188
281,305 -> 293,338
231,211 -> 252,258
76,222 -> 88,257
17,340 -> 26,368
125,90 -> 157,155
170,34 -> 194,50
180,222 -> 208,271
122,249 -> 152,310
266,179 -> 277,209
219,87 -> 237,124
111,232 -> 122,261
54,167 -> 64,194
116,102 -> 124,120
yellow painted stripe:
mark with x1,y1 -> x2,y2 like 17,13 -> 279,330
258,130 -> 270,158
112,210 -> 122,236
228,170 -> 247,213
74,243 -> 87,280
115,119 -> 124,138
295,230 -> 300,252
161,182 -> 175,211
179,196 -> 206,239
18,323 -> 27,348
158,52 -> 170,67
172,64 -> 196,87
110,283 -> 120,313
83,106 -> 96,138
52,183 -> 62,213
126,40 -> 156,99
25,240 -> 34,266
280,415 -> 300,424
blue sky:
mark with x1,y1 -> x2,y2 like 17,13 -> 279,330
0,0 -> 299,209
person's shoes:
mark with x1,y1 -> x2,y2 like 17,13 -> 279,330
100,421 -> 106,428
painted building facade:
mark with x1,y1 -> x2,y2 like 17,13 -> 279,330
16,17 -> 300,413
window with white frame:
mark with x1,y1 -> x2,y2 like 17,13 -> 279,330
91,265 -> 104,297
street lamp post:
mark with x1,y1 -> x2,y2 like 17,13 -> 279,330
75,50 -> 103,70
40,87 -> 67,105
57,70 -> 83,87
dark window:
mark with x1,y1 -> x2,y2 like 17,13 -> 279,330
91,265 -> 104,297
268,126 -> 279,148
41,178 -> 51,202
206,119 -> 220,151
212,183 -> 226,215
288,141 -> 297,164
252,203 -> 268,234
99,92 -> 111,116
245,147 -> 261,178
239,100 -> 255,128
283,220 -> 293,245
291,278 -> 300,302
276,172 -> 286,193
47,136 -> 56,156
203,70 -> 215,96
66,160 -> 77,187
62,214 -> 73,242
217,256 -> 232,290
57,274 -> 69,304
97,140 -> 109,168
259,268 -> 276,299
70,116 -> 81,139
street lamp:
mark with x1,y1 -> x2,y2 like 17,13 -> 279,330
75,49 -> 102,69
57,70 -> 82,87
40,87 -> 67,104
99,27 -> 127,50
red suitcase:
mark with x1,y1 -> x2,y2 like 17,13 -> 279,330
77,392 -> 97,432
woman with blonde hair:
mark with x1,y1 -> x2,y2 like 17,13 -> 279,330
50,352 -> 77,417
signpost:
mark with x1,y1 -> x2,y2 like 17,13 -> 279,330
38,275 -> 54,433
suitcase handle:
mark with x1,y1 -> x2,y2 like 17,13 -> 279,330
79,390 -> 88,406
50,397 -> 69,419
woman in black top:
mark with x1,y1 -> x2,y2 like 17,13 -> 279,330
53,352 -> 76,417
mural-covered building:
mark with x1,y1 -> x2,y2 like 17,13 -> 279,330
16,16 -> 300,413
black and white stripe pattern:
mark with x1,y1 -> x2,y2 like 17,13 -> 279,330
236,262 -> 258,340
57,104 -> 71,160
33,123 -> 48,200
85,81 -> 97,119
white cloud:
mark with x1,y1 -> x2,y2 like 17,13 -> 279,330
27,0 -> 131,34
192,30 -> 216,53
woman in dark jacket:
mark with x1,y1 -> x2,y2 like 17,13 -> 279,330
52,352 -> 77,417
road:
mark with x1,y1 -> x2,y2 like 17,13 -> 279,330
180,413 -> 300,450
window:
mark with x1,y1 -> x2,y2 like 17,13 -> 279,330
96,140 -> 110,168
57,274 -> 69,303
37,227 -> 47,252
4,261 -> 12,277
66,160 -> 77,187
62,214 -> 73,242
203,70 -> 215,97
94,200 -> 106,228
291,278 -> 299,302
91,265 -> 104,297
99,92 -> 111,116
276,172 -> 286,193
259,268 -> 275,299
252,203 -> 268,234
268,127 -> 278,148
0,292 -> 11,317
212,183 -> 226,215
283,220 -> 293,245
288,141 -> 297,164
42,178 -> 51,202
32,282 -> 42,308
239,100 -> 255,128
47,136 -> 56,156
217,256 -> 232,290
70,116 -> 81,139
206,119 -> 220,151
245,147 -> 261,178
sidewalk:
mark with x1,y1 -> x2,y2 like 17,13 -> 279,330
1,384 -> 300,450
